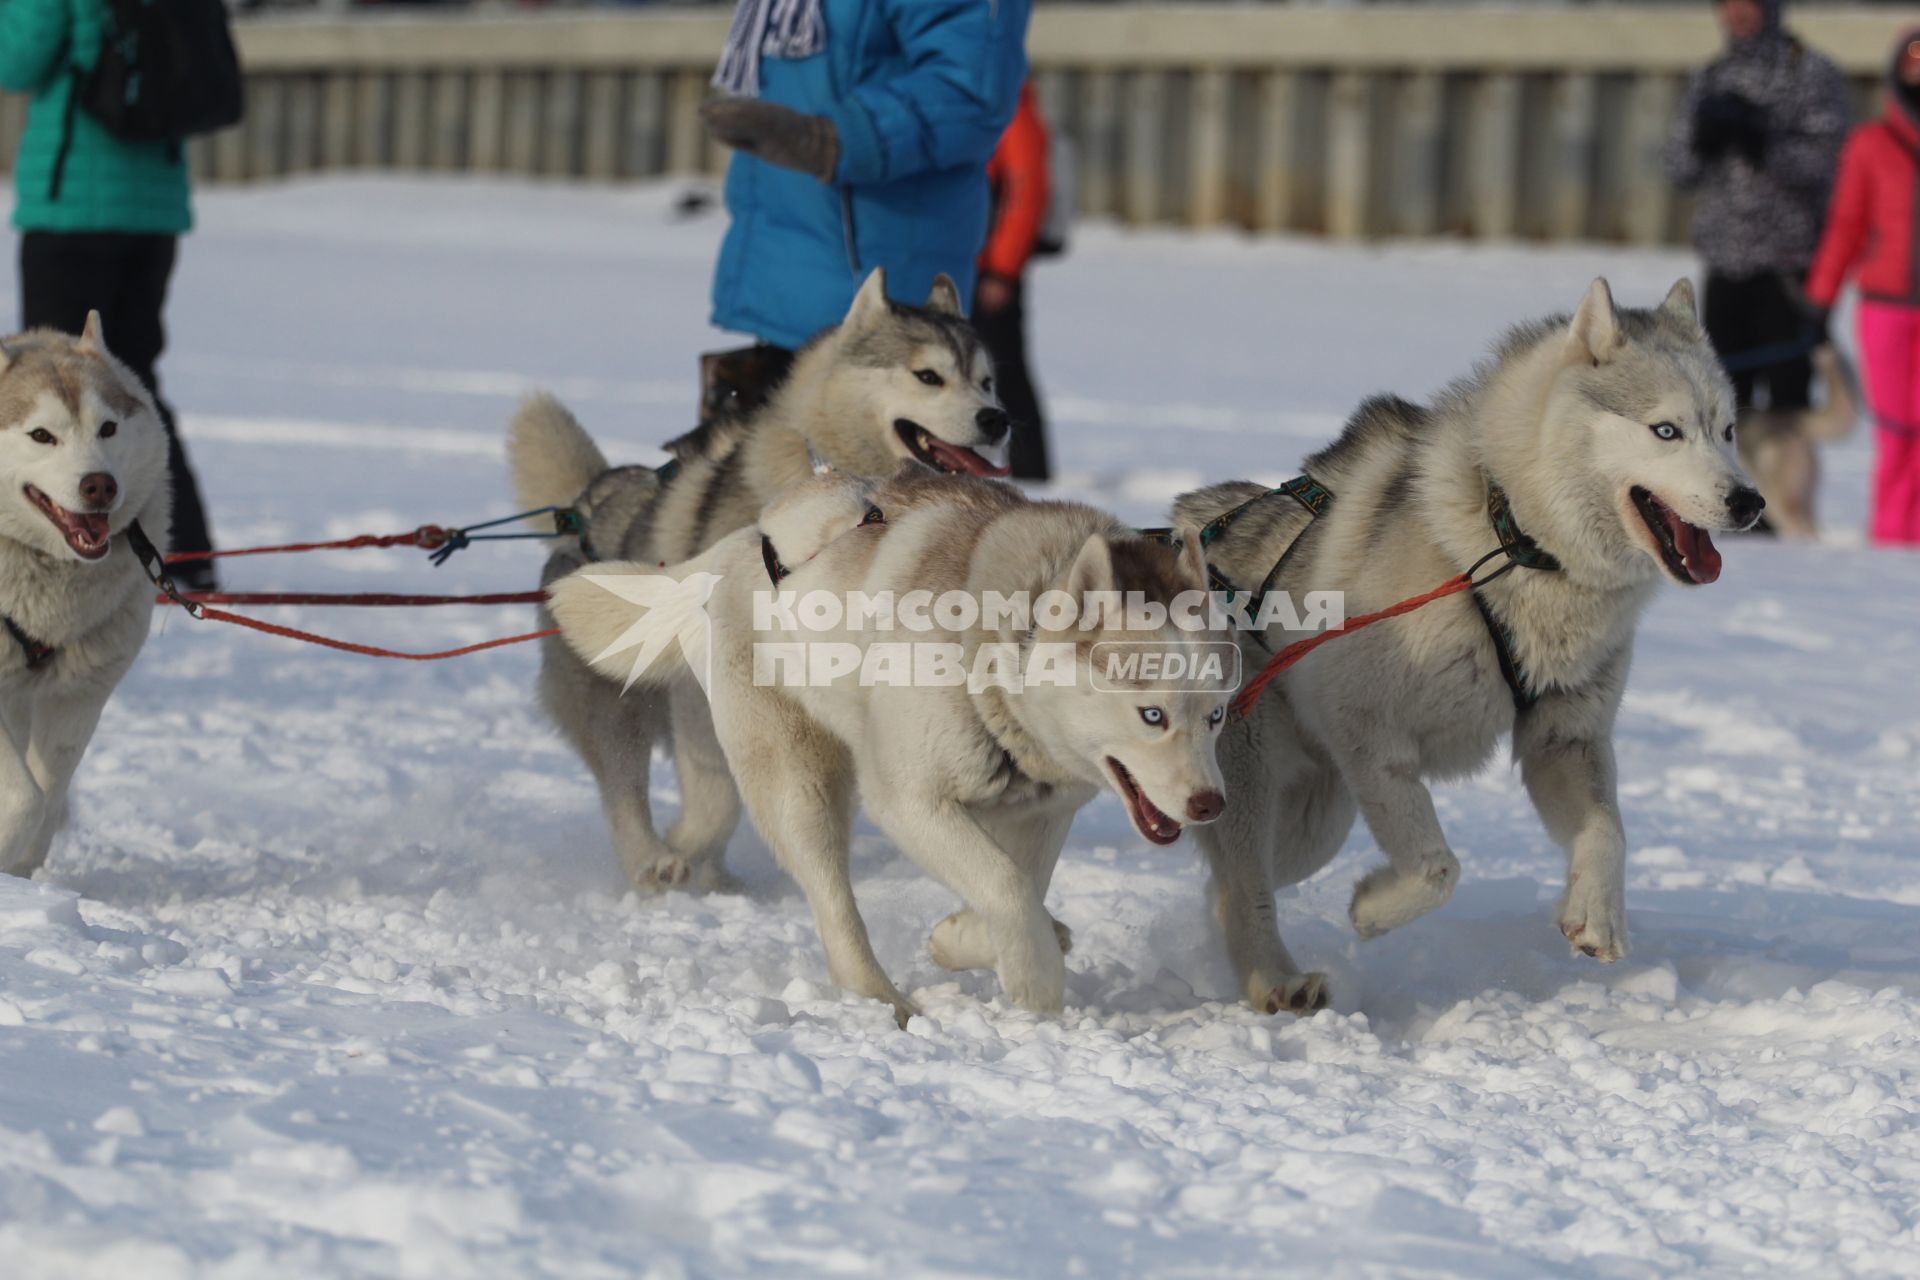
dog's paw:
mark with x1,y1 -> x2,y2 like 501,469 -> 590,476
1349,849 -> 1460,939
632,855 -> 694,893
1558,873 -> 1628,962
997,946 -> 1067,1014
1253,972 -> 1329,1016
887,993 -> 922,1030
928,910 -> 992,972
1052,917 -> 1074,955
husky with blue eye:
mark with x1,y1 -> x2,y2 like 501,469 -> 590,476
1175,279 -> 1764,1015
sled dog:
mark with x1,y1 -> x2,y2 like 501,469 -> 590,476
509,270 -> 1011,894
1735,343 -> 1857,539
547,466 -> 1232,1021
0,315 -> 170,876
1174,279 -> 1763,1014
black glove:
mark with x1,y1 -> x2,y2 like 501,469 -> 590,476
1694,92 -> 1767,165
1804,305 -> 1831,347
701,98 -> 840,183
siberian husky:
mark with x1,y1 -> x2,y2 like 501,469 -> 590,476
509,270 -> 1012,894
0,315 -> 170,876
1173,279 -> 1763,1014
547,466 -> 1232,1021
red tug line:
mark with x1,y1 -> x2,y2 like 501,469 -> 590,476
145,519 -> 559,661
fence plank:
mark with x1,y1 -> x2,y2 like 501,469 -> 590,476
1324,70 -> 1370,240
468,70 -> 505,172
431,72 -> 468,171
543,70 -> 584,177
1187,68 -> 1230,228
1080,70 -> 1120,218
320,73 -> 356,168
1624,73 -> 1677,246
1468,73 -> 1521,240
1124,71 -> 1167,225
391,71 -> 429,171
285,76 -> 320,175
1390,71 -> 1443,237
353,71 -> 389,171
248,76 -> 288,181
1252,71 -> 1297,233
504,72 -> 542,175
1546,72 -> 1597,241
583,71 -> 620,180
624,72 -> 666,179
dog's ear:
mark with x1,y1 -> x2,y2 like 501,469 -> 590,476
1566,278 -> 1619,367
1658,277 -> 1705,337
1173,522 -> 1209,595
1066,532 -> 1116,602
77,310 -> 107,356
924,273 -> 963,317
844,268 -> 889,332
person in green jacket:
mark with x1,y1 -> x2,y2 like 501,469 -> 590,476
0,0 -> 215,581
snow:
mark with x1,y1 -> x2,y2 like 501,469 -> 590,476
0,177 -> 1916,1278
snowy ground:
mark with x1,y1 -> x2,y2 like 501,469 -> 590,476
0,178 -> 1916,1278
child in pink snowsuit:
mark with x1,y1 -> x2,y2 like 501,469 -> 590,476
1806,31 -> 1920,544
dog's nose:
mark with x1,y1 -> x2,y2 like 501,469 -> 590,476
1186,790 -> 1225,823
1727,485 -> 1766,528
78,472 -> 118,510
975,407 -> 1010,444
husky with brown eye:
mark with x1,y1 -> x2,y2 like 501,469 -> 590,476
507,268 -> 1011,899
0,311 -> 172,878
1174,278 -> 1762,1017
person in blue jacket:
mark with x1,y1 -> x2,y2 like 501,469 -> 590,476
697,0 -> 1030,417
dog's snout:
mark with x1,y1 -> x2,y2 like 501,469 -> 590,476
78,472 -> 118,510
1727,485 -> 1766,529
1186,790 -> 1225,824
975,407 -> 1010,443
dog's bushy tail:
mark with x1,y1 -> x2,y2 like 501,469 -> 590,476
509,393 -> 609,515
546,549 -> 726,693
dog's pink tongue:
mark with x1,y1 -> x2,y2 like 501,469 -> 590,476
926,437 -> 1011,478
1666,510 -> 1722,584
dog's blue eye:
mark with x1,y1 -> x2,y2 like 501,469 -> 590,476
1209,705 -> 1225,727
914,369 -> 944,388
1139,706 -> 1165,727
1649,422 -> 1680,442
28,428 -> 56,446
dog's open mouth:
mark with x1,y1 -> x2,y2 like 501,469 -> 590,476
1105,756 -> 1183,846
24,485 -> 111,560
1630,486 -> 1721,586
895,419 -> 1010,478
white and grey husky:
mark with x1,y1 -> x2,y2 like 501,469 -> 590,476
509,270 -> 1012,895
0,315 -> 170,877
1173,279 -> 1764,1014
548,466 -> 1232,1021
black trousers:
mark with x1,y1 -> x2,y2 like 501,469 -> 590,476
1702,270 -> 1813,412
971,277 -> 1050,481
18,231 -> 214,557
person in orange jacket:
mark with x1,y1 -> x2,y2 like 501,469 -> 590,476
975,82 -> 1052,481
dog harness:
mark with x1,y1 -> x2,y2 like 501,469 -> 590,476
1154,476 -> 1561,713
762,504 -> 886,586
1,614 -> 54,670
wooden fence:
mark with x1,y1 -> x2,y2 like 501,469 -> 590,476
0,5 -> 1903,243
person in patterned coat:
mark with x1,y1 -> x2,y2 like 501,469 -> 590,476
1665,0 -> 1852,412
